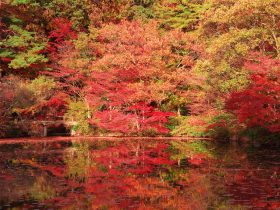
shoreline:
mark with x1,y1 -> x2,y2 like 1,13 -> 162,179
0,136 -> 213,144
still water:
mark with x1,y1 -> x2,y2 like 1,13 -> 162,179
0,138 -> 279,210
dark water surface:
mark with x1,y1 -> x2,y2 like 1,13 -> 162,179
0,138 -> 279,210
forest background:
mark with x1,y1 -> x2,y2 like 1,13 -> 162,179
0,0 -> 279,144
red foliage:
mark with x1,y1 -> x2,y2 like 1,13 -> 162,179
49,18 -> 77,40
85,70 -> 134,107
81,142 -> 174,209
47,18 -> 77,52
19,159 -> 65,177
45,18 -> 83,98
45,93 -> 68,116
188,154 -> 208,166
226,54 -> 280,132
20,93 -> 68,120
83,21 -> 195,135
85,67 -> 174,134
92,110 -> 136,134
43,20 -> 205,135
44,66 -> 86,97
0,80 -> 15,136
91,142 -> 174,176
127,102 -> 175,134
41,165 -> 65,177
225,169 -> 280,209
1,57 -> 12,63
90,102 -> 174,135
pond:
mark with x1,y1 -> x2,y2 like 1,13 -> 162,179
0,138 -> 279,210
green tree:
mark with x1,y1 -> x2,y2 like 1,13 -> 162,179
196,0 -> 280,97
155,0 -> 210,31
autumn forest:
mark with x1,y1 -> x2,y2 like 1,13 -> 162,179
0,0 -> 280,144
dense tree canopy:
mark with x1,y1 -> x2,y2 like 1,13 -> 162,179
0,0 -> 279,142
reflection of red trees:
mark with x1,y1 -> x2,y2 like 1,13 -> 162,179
85,169 -> 136,209
81,142 -> 176,209
92,143 -> 175,175
188,153 -> 209,166
30,142 -> 173,209
224,169 -> 280,209
8,141 -> 279,209
24,141 -> 177,209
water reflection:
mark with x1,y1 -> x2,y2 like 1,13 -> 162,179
29,176 -> 56,201
0,139 -> 279,209
64,142 -> 93,181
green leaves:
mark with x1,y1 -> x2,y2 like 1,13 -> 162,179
0,24 -> 47,69
170,140 -> 212,162
65,101 -> 93,135
27,76 -> 56,99
10,0 -> 33,6
194,0 -> 280,105
155,0 -> 210,31
9,52 -> 47,69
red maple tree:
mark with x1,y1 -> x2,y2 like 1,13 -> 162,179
226,53 -> 280,132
